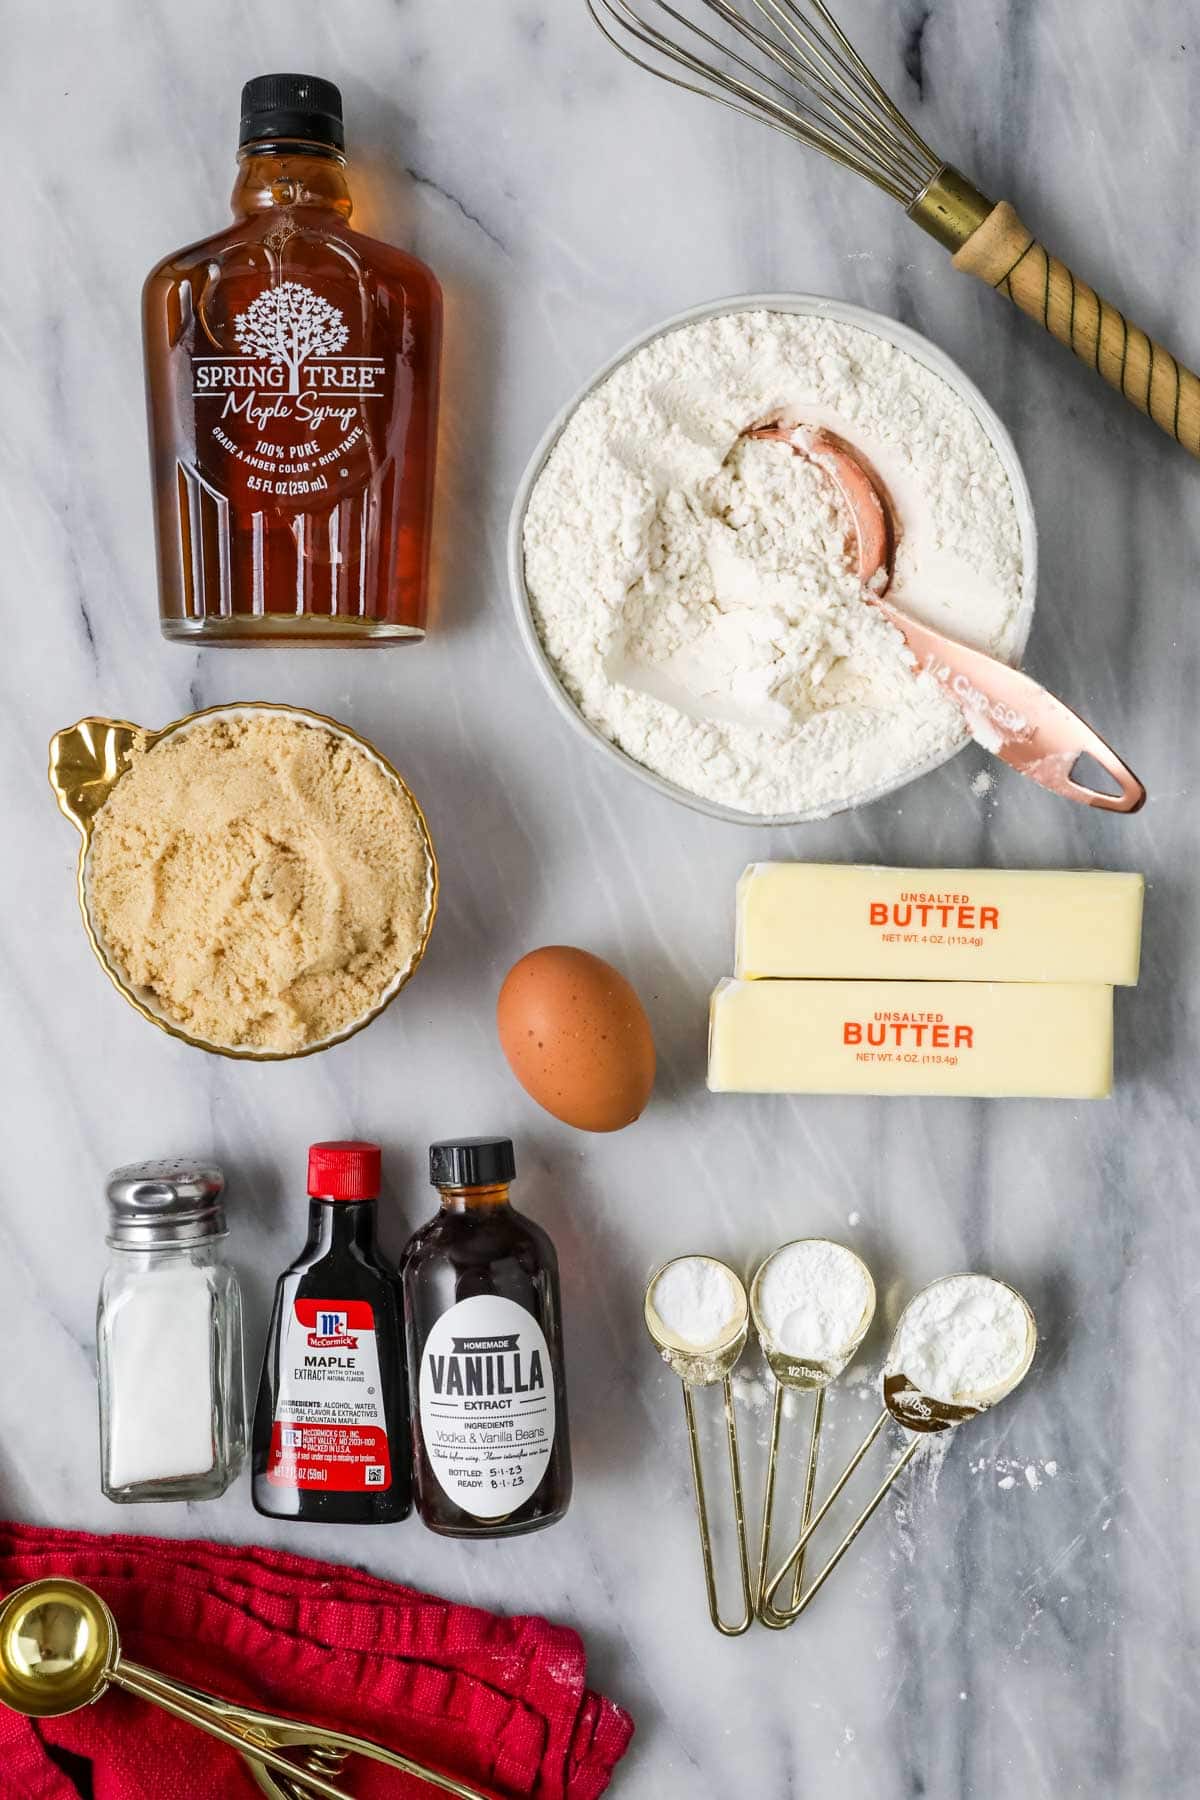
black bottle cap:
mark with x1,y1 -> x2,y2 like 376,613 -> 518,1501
429,1137 -> 516,1189
239,73 -> 345,151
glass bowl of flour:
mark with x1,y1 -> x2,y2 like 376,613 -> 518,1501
508,295 -> 1037,824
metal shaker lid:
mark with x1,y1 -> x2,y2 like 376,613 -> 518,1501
104,1158 -> 227,1247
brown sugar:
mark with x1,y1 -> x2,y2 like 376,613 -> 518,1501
88,713 -> 434,1051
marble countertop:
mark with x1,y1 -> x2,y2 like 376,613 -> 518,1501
3,2 -> 1199,1795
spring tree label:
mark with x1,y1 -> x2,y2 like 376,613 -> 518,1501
418,1293 -> 556,1519
191,281 -> 387,497
266,1297 -> 392,1493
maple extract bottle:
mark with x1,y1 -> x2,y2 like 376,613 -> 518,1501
402,1139 -> 573,1538
252,1141 -> 410,1524
143,74 -> 442,644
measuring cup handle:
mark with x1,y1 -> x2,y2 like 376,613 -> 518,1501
48,716 -> 145,834
872,603 -> 1146,814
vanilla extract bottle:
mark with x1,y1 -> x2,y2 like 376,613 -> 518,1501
401,1139 -> 572,1538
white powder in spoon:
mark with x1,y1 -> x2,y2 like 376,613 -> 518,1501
652,1257 -> 741,1348
523,309 -> 1025,818
886,1275 -> 1032,1405
755,1240 -> 873,1361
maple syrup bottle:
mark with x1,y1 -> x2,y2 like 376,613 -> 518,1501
252,1141 -> 410,1523
402,1139 -> 573,1538
143,74 -> 442,644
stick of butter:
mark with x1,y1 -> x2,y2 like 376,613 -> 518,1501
708,978 -> 1113,1098
735,864 -> 1144,985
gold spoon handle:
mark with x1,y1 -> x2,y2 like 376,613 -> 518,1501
117,1664 -> 497,1800
761,1407 -> 890,1616
949,192 -> 1200,460
771,1435 -> 926,1623
113,1665 -> 352,1800
681,1377 -> 754,1636
756,1384 -> 825,1630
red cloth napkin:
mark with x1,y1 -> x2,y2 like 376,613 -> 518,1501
0,1524 -> 633,1800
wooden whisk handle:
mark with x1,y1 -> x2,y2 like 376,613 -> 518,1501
952,199 -> 1200,458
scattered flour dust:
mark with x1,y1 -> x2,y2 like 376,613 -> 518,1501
731,1370 -> 770,1414
523,308 -> 1025,818
973,1454 -> 1060,1493
971,766 -> 996,799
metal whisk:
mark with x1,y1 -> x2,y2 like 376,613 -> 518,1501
588,0 -> 1200,459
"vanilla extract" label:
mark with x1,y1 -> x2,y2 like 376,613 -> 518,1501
418,1293 -> 555,1520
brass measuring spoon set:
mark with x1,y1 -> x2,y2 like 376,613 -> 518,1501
0,1579 -> 498,1800
645,1250 -> 1037,1636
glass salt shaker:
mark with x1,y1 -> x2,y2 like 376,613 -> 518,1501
98,1159 -> 247,1503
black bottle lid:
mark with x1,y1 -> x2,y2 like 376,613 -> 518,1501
429,1137 -> 516,1189
239,73 -> 344,151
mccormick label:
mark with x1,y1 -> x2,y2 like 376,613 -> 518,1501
844,1009 -> 974,1067
266,1298 -> 392,1493
418,1294 -> 555,1521
868,890 -> 999,950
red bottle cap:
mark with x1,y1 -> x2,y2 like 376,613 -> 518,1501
307,1141 -> 382,1201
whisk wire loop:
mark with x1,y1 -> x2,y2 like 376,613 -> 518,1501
742,0 -> 933,186
703,0 -> 928,192
586,0 -> 906,197
587,0 -> 941,205
802,0 -> 941,166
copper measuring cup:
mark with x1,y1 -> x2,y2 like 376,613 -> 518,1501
746,422 -> 1145,813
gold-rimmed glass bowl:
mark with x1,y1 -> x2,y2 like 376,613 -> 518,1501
48,702 -> 439,1061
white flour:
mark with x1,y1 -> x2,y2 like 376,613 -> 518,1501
755,1240 -> 873,1363
523,309 -> 1025,817
651,1256 -> 741,1348
886,1275 -> 1032,1405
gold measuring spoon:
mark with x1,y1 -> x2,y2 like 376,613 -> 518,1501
748,1240 -> 875,1628
761,1275 -> 1037,1623
645,1255 -> 753,1636
0,1579 -> 496,1800
746,423 -> 1146,813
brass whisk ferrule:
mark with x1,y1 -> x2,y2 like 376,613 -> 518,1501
908,165 -> 996,253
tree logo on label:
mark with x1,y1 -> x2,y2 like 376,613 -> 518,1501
234,281 -> 350,394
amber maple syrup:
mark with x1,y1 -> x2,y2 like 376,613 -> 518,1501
143,74 -> 441,644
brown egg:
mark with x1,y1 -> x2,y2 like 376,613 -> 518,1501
497,946 -> 656,1133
